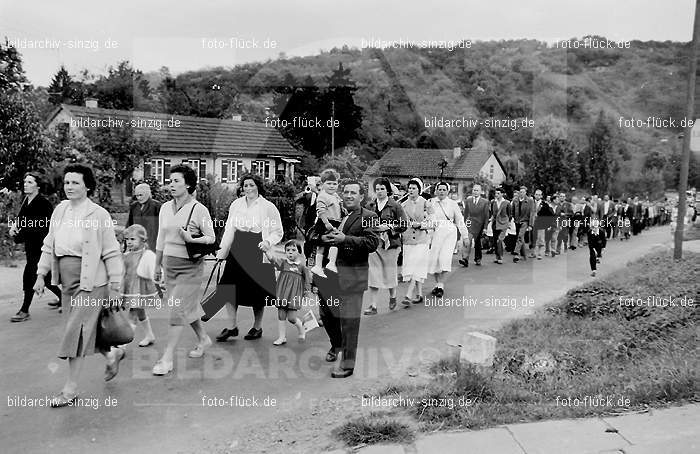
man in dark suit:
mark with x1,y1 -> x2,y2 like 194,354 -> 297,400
511,186 -> 535,262
127,183 -> 162,251
315,180 -> 380,378
461,184 -> 490,267
489,187 -> 510,264
632,196 -> 643,235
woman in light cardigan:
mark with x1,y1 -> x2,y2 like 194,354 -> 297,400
215,173 -> 283,342
34,164 -> 125,407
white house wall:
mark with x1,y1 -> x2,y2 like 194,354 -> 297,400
480,154 -> 506,185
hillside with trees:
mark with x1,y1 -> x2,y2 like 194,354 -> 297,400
5,36 -> 700,198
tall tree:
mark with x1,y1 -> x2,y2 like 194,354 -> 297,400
47,65 -> 83,105
0,41 -> 53,189
523,115 -> 578,196
86,61 -> 155,110
581,111 -> 615,194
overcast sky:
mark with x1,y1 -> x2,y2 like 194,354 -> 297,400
0,0 -> 694,86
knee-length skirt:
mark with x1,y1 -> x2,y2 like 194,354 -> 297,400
164,255 -> 205,326
368,247 -> 400,289
58,257 -> 107,359
401,243 -> 429,282
427,223 -> 457,274
218,230 -> 276,309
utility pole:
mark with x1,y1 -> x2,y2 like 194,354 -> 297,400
675,0 -> 700,259
331,100 -> 335,157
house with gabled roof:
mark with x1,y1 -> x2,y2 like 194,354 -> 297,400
45,99 -> 302,191
364,146 -> 506,199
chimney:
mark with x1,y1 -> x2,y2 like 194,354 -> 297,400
453,147 -> 462,159
231,114 -> 242,121
85,98 -> 98,108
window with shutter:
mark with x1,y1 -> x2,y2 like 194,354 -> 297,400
221,161 -> 229,182
163,159 -> 171,183
200,161 -> 206,181
143,161 -> 152,180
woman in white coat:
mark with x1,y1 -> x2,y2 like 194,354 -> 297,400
426,182 -> 469,297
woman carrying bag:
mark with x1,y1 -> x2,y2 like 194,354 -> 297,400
33,164 -> 125,407
152,164 -> 216,376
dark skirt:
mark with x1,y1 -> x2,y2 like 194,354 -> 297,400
219,230 -> 276,309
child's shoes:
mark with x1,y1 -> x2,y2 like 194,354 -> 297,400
273,337 -> 287,346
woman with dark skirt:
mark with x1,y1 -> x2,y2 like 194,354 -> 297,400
215,173 -> 283,342
33,164 -> 125,407
9,172 -> 62,322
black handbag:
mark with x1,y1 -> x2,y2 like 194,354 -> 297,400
200,261 -> 225,322
184,202 -> 220,261
97,303 -> 134,347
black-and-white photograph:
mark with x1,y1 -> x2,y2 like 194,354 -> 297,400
1,1 -> 699,453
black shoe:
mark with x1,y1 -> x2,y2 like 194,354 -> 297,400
411,295 -> 424,304
435,288 -> 444,298
48,300 -> 61,308
389,297 -> 397,310
431,287 -> 440,296
10,311 -> 30,322
331,368 -> 353,378
513,256 -> 520,263
216,327 -> 238,342
458,259 -> 469,267
243,328 -> 262,340
475,260 -> 481,266
325,348 -> 337,362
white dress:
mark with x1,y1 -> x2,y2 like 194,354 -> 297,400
427,197 -> 468,274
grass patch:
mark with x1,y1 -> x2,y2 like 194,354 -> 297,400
332,413 -> 415,446
341,249 -> 699,441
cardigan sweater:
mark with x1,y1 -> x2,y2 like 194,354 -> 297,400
37,199 -> 123,291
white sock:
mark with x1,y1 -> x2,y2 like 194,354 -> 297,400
277,320 -> 286,340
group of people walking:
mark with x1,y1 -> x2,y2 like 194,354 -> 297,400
7,161 -> 668,406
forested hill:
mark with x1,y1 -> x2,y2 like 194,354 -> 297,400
45,37 -> 696,192
145,38 -> 688,162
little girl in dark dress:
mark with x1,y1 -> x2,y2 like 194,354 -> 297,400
264,240 -> 313,346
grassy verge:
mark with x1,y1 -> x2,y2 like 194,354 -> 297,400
334,250 -> 699,447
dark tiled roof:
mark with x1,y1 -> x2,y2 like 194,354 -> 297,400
53,105 -> 301,157
365,148 -> 493,180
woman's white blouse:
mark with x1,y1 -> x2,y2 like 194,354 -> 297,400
54,199 -> 89,257
430,197 -> 468,238
217,195 -> 283,259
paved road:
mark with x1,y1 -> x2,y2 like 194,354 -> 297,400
0,227 -> 673,453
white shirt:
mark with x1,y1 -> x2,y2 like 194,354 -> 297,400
54,199 -> 90,257
431,197 -> 468,238
217,195 -> 283,260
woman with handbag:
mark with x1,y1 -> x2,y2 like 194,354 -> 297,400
363,177 -> 409,314
214,173 -> 283,342
33,164 -> 125,407
9,172 -> 62,322
152,164 -> 216,376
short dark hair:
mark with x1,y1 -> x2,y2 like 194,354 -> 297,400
284,239 -> 302,254
494,187 -> 503,193
238,173 -> 266,197
342,179 -> 365,195
436,181 -> 450,191
23,171 -> 47,193
64,163 -> 96,196
319,168 -> 340,182
170,164 -> 198,194
373,177 -> 393,196
407,179 -> 422,192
